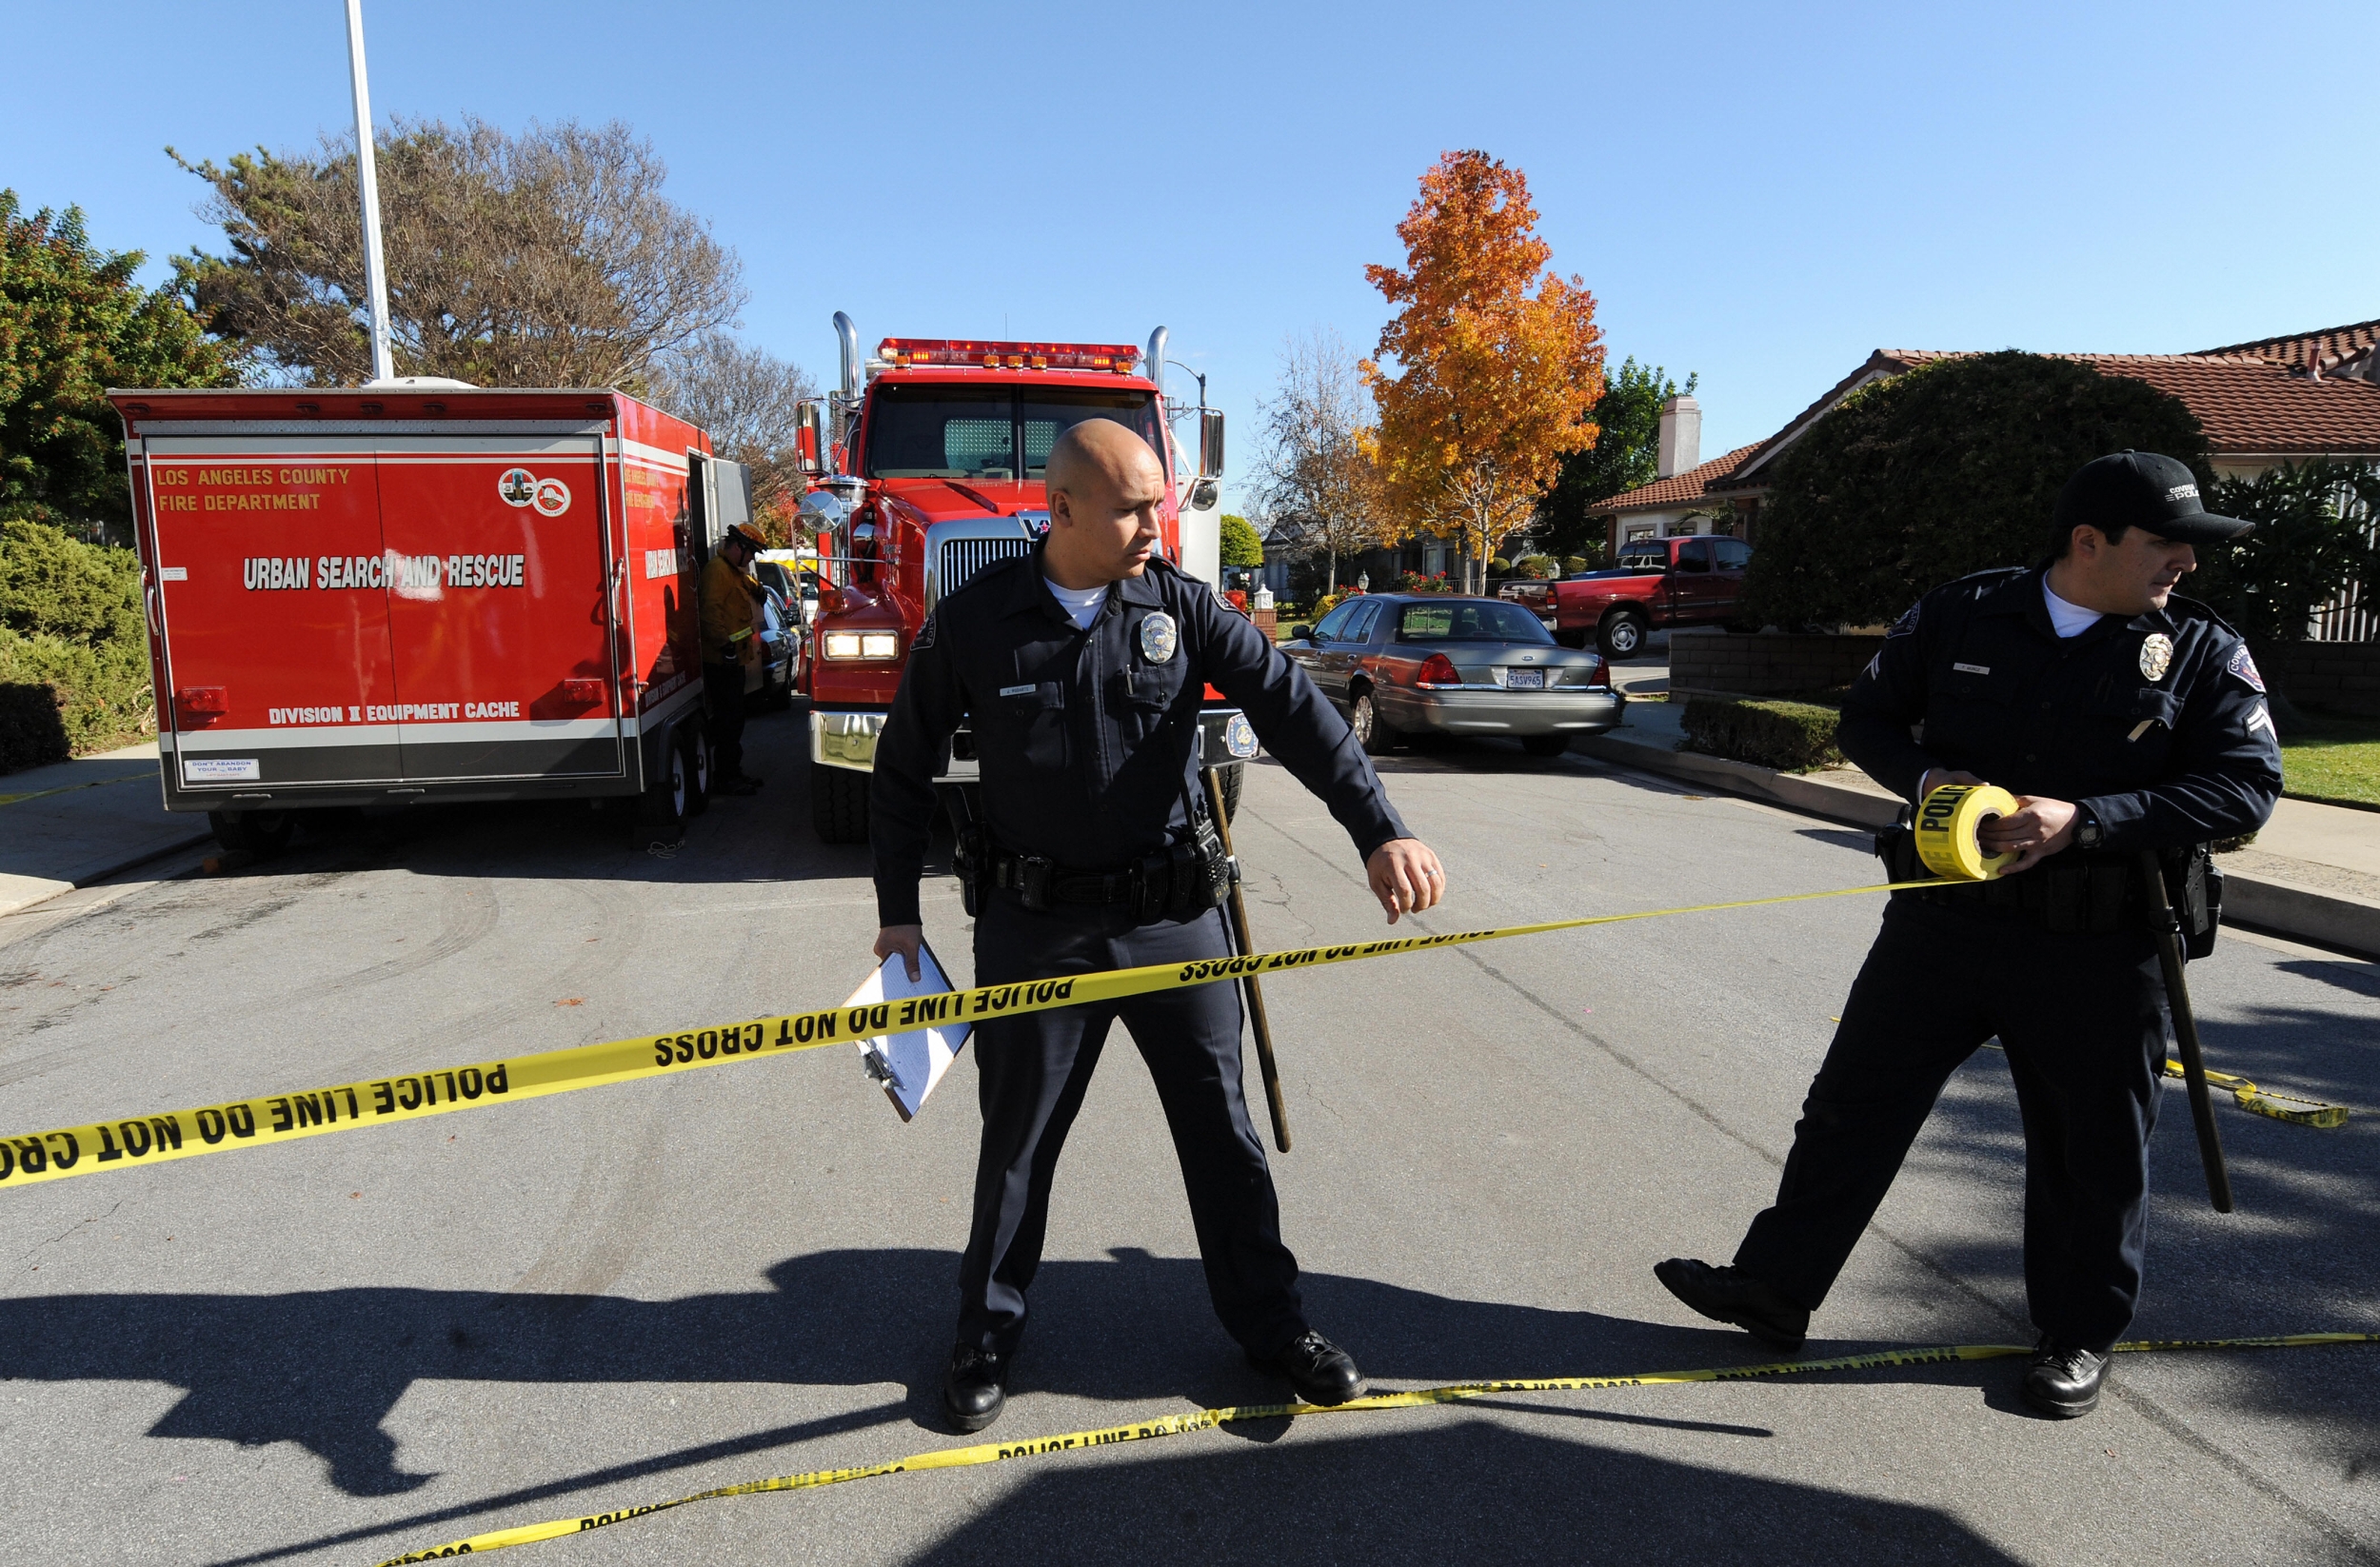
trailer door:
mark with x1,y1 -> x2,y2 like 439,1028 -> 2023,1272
375,433 -> 625,783
142,437 -> 402,791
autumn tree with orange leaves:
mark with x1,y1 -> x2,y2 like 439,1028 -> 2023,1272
1365,151 -> 1604,594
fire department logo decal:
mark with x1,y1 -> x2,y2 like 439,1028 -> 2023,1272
533,478 -> 572,517
1139,610 -> 1178,665
2139,633 -> 2174,683
498,467 -> 538,507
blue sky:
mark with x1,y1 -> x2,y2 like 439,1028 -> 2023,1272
7,1 -> 2375,511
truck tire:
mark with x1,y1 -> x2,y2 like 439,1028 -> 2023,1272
812,762 -> 869,844
208,808 -> 295,856
638,741 -> 690,844
1350,689 -> 1398,756
1217,762 -> 1243,824
1598,609 -> 1651,660
679,719 -> 712,818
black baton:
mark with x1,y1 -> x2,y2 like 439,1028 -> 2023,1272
2136,851 -> 2233,1214
1205,766 -> 1291,1154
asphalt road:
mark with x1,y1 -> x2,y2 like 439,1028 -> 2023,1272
3,704 -> 2376,1566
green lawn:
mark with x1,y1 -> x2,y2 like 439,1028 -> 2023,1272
2281,713 -> 2380,809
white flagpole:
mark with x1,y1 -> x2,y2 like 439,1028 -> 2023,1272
345,0 -> 395,384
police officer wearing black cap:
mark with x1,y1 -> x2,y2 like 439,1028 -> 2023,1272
1655,450 -> 2281,1418
871,418 -> 1446,1433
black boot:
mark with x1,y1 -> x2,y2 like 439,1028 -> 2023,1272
1248,1329 -> 1365,1406
1653,1259 -> 1810,1353
942,1344 -> 1010,1433
2023,1341 -> 2107,1418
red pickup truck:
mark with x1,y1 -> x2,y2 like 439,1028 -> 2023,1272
1499,534 -> 1752,657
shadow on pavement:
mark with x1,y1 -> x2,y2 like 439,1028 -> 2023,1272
900,1419 -> 2025,1567
6,1243 -> 2040,1538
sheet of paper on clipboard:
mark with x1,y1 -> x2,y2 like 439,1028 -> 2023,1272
846,942 -> 973,1121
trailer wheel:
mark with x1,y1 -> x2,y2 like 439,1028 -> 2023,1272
812,763 -> 869,844
679,720 -> 712,818
208,808 -> 295,856
638,742 -> 690,844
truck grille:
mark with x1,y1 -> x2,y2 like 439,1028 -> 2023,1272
939,537 -> 1035,599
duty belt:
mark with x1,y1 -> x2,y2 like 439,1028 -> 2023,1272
1910,860 -> 2139,934
986,849 -> 1148,909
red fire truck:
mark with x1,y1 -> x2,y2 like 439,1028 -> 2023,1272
794,314 -> 1253,843
106,385 -> 752,850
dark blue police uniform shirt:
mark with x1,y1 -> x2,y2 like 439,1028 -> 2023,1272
872,547 -> 1409,926
1839,566 -> 2282,852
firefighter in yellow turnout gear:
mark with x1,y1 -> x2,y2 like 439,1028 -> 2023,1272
700,524 -> 768,794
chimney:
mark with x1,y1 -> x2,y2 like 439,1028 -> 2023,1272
1656,394 -> 1701,480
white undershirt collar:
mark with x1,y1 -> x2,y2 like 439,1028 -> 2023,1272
1044,576 -> 1107,631
2041,577 -> 2103,640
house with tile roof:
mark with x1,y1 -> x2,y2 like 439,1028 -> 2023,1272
1590,317 -> 2380,560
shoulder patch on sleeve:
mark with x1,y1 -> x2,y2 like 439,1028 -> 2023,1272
913,610 -> 938,651
2225,644 -> 2264,693
1885,601 -> 1920,639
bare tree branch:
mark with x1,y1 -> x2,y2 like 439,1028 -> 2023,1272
1253,327 -> 1386,596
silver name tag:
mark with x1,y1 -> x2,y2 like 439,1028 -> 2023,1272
1953,663 -> 1991,675
999,684 -> 1035,697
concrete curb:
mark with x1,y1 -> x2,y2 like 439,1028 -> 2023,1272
2220,872 -> 2380,959
0,831 -> 215,919
1575,732 -> 1904,830
1573,731 -> 2380,959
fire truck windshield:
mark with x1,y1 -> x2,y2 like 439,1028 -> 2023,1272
864,386 -> 1165,482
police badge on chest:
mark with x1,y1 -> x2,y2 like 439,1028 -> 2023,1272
1139,610 -> 1178,664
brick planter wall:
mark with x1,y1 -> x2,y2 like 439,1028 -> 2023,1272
1670,630 -> 1886,697
2271,641 -> 2380,717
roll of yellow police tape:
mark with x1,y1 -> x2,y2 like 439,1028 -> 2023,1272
1914,783 -> 2020,881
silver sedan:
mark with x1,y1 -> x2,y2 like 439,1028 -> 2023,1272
1282,594 -> 1624,756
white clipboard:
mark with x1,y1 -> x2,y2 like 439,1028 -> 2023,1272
846,941 -> 973,1122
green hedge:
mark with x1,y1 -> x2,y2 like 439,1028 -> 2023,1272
1680,695 -> 1845,772
0,681 -> 69,772
0,519 -> 154,770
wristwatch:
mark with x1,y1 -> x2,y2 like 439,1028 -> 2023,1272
2075,805 -> 2104,850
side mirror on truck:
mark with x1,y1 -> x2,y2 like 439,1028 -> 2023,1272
796,400 -> 829,477
1200,409 -> 1225,479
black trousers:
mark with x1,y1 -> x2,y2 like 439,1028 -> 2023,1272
957,894 -> 1305,1359
1734,896 -> 2170,1353
701,662 -> 747,778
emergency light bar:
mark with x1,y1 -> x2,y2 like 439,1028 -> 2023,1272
878,338 -> 1142,373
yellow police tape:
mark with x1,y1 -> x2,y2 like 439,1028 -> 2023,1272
0,877 -> 1969,1191
372,1330 -> 2379,1563
2171,1060 -> 2351,1129
1914,783 -> 2019,881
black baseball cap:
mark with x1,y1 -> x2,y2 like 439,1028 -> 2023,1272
2053,450 -> 2251,545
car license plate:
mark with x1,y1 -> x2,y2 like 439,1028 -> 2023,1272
1505,668 -> 1545,689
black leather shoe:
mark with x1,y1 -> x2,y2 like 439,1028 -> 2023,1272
2023,1341 -> 2107,1418
1249,1330 -> 1365,1406
942,1345 -> 1010,1433
1654,1259 -> 1810,1353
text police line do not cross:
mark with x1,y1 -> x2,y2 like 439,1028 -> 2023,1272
0,883 -> 2024,1193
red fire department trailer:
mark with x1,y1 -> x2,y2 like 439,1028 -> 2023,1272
106,385 -> 752,850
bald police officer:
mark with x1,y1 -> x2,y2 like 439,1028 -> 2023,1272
872,419 -> 1446,1433
1655,451 -> 2282,1418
